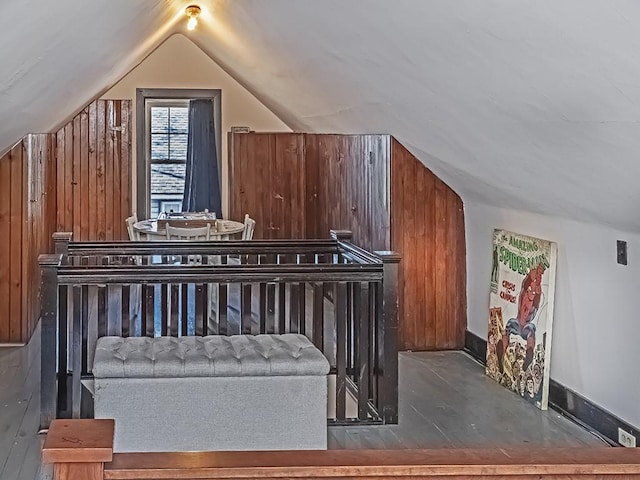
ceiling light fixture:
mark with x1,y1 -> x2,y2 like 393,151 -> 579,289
185,5 -> 201,31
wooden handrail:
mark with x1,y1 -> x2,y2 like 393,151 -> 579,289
43,420 -> 640,480
67,239 -> 341,256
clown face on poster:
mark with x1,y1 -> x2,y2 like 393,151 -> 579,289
486,229 -> 558,410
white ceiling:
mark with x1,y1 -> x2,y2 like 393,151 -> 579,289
2,0 -> 640,231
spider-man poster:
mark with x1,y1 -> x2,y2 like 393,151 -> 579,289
486,229 -> 557,410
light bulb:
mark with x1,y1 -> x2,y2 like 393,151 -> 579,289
185,5 -> 201,31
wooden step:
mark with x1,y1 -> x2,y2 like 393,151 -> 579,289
44,419 -> 640,480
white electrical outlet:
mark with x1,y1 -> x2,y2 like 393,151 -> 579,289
618,428 -> 636,447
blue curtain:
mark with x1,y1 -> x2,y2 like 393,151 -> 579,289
183,99 -> 222,216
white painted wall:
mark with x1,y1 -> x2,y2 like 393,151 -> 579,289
101,33 -> 291,217
466,202 -> 640,429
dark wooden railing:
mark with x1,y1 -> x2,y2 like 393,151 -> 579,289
43,419 -> 640,480
39,231 -> 400,429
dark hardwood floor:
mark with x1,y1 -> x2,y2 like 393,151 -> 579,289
0,325 -> 51,480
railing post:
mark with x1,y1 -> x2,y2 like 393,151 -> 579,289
331,230 -> 353,264
53,232 -> 73,264
375,250 -> 401,424
39,253 -> 62,430
330,229 -> 353,242
43,419 -> 114,480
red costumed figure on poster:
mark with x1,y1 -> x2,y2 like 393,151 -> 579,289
497,263 -> 545,372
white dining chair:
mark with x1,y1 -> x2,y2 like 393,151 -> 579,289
242,214 -> 256,240
166,224 -> 211,241
125,214 -> 139,241
166,224 -> 211,265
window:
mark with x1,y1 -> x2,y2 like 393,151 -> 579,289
136,89 -> 221,219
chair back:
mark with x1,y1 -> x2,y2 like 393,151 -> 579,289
242,214 -> 256,240
125,214 -> 139,241
166,224 -> 211,241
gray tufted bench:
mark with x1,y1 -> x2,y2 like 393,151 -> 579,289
93,334 -> 330,452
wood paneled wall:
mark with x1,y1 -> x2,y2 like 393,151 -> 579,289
229,133 -> 466,350
305,135 -> 390,251
229,133 -> 306,239
55,100 -> 132,241
391,139 -> 466,350
0,99 -> 132,343
0,135 -> 56,342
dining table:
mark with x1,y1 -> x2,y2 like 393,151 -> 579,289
133,218 -> 245,240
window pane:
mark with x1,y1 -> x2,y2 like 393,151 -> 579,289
151,133 -> 169,160
150,164 -> 186,207
169,134 -> 188,161
169,107 -> 189,134
151,107 -> 169,133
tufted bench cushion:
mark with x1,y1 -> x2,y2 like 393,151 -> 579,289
93,334 -> 330,378
93,334 -> 329,453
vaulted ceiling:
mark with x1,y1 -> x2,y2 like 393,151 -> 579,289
2,0 -> 640,231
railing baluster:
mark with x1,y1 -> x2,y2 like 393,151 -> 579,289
290,283 -> 299,334
170,284 -> 179,336
358,282 -> 370,421
335,281 -> 347,421
278,282 -> 286,334
121,285 -> 130,337
369,281 -> 377,409
160,283 -> 168,336
325,281 -> 337,366
219,282 -> 228,335
57,284 -> 68,399
72,285 -> 82,418
195,283 -> 204,336
208,282 -> 218,335
143,284 -> 154,337
266,283 -> 276,334
298,282 -> 306,336
312,283 -> 324,350
259,283 -> 267,334
181,284 -> 189,336
81,285 -> 89,376
373,281 -> 382,411
346,282 -> 353,379
203,283 -> 211,335
87,286 -> 98,373
241,283 -> 252,334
